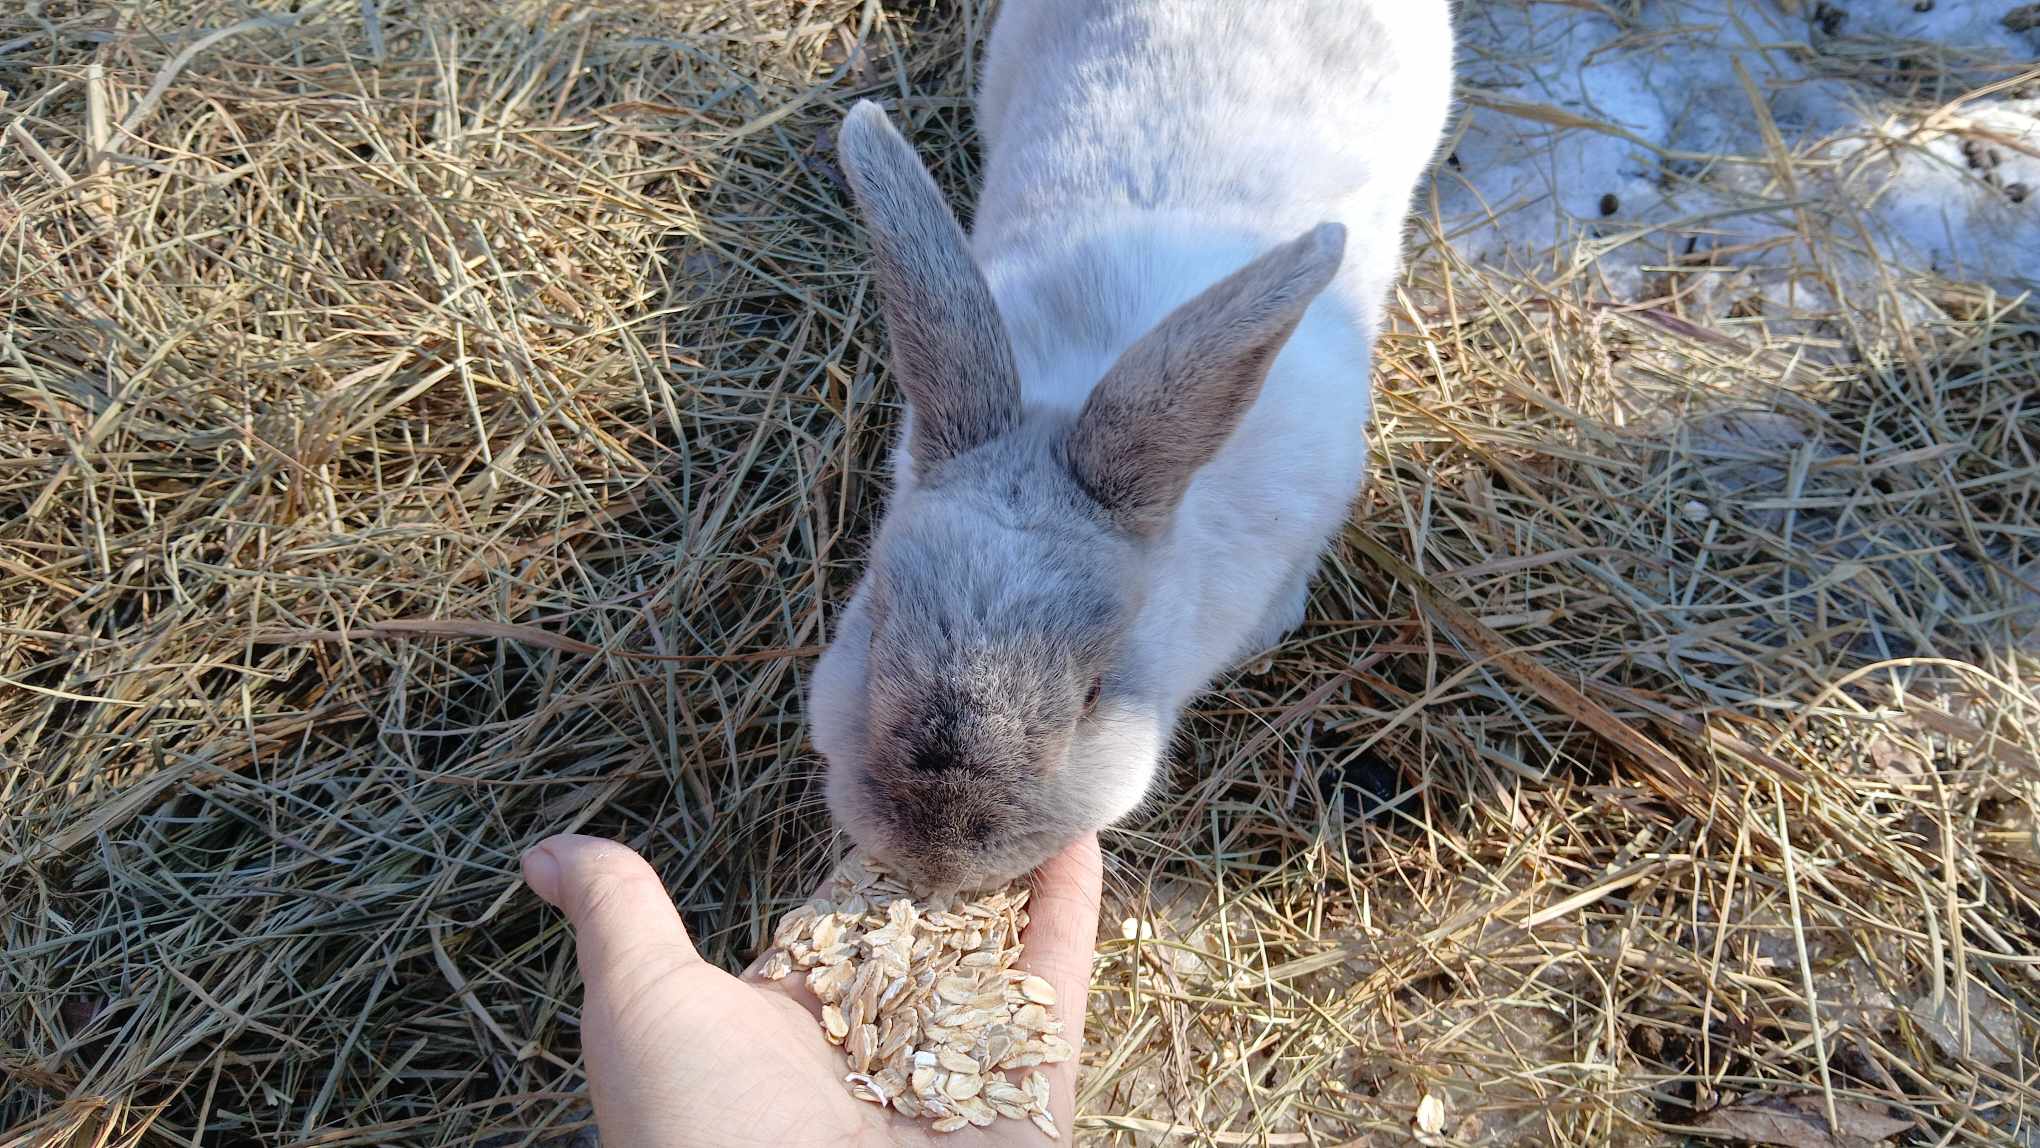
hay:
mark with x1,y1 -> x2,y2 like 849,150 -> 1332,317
1,2 -> 2034,1147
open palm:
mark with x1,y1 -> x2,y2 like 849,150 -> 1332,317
522,834 -> 1101,1148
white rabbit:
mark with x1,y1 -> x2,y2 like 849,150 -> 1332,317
809,0 -> 1455,891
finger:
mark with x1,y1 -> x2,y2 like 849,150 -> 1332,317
1020,833 -> 1103,1011
523,834 -> 703,978
1017,834 -> 1102,1130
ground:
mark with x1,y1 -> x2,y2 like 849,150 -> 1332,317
1,2 -> 2036,1147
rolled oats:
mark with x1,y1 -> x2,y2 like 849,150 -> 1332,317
754,850 -> 1072,1137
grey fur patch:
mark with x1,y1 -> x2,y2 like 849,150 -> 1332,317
848,420 -> 1145,890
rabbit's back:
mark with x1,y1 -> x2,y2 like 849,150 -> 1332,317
975,0 -> 1453,260
966,0 -> 1455,706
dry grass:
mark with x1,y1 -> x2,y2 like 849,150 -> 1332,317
2,2 -> 2035,1147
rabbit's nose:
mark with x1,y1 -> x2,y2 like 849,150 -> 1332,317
909,864 -> 965,899
894,850 -> 971,899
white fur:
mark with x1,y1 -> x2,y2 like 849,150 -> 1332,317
971,0 -> 1455,711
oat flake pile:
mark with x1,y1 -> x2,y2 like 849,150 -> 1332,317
757,852 -> 1072,1137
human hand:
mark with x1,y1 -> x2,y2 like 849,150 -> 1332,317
522,833 -> 1102,1148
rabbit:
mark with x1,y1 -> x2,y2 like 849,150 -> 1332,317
808,0 -> 1456,892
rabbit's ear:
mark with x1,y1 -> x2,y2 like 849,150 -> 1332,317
1065,223 -> 1346,536
838,101 -> 1020,472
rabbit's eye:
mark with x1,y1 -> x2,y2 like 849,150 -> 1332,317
1081,675 -> 1104,716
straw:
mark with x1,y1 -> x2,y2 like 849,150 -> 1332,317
3,2 -> 2034,1146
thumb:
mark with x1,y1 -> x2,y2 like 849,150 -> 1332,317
523,834 -> 702,977
525,836 -> 733,1148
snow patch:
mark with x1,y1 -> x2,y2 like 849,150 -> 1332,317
1440,0 -> 2040,310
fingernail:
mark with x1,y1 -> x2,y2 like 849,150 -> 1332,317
522,842 -> 563,906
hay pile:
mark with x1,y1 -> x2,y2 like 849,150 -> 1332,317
2,2 -> 2035,1147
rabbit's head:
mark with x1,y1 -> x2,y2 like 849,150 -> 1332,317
815,102 -> 1343,891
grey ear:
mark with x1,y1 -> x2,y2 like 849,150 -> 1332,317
1064,223 -> 1347,536
837,101 -> 1021,473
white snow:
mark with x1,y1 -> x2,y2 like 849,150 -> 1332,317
1436,0 -> 2040,313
